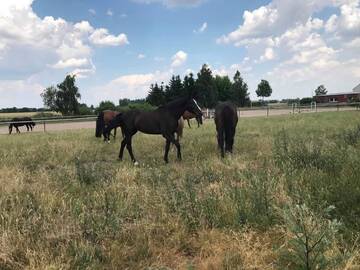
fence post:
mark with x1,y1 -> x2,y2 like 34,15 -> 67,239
298,104 -> 301,114
267,105 -> 269,117
315,102 -> 317,112
43,121 -> 46,132
337,104 -> 339,112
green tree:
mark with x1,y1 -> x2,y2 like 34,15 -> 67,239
41,86 -> 58,112
231,71 -> 250,107
41,75 -> 81,115
119,98 -> 130,107
78,103 -> 94,115
183,73 -> 196,97
95,101 -> 116,114
146,83 -> 165,106
195,64 -> 217,108
314,85 -> 327,96
165,75 -> 184,101
214,75 -> 232,102
256,79 -> 272,101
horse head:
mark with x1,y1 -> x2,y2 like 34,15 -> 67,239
186,98 -> 203,125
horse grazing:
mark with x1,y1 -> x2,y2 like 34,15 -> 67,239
182,110 -> 202,128
105,96 -> 203,164
95,110 -> 121,142
9,117 -> 36,134
214,102 -> 238,158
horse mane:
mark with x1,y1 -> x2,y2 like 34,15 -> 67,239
159,95 -> 189,110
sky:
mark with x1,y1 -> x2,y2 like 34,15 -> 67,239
0,0 -> 359,108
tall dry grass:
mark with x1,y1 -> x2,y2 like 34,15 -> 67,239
1,111 -> 360,269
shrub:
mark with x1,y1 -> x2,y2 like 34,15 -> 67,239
279,203 -> 344,270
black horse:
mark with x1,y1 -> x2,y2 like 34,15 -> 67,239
9,117 -> 36,134
105,96 -> 203,164
214,102 -> 238,157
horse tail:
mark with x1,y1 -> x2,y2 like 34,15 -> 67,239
95,111 -> 104,137
223,105 -> 237,152
177,117 -> 184,140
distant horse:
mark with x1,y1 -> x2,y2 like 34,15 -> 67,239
176,117 -> 184,141
9,117 -> 36,134
214,102 -> 238,157
95,110 -> 121,142
105,96 -> 203,164
182,110 -> 202,128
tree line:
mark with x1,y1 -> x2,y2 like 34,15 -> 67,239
146,64 -> 272,108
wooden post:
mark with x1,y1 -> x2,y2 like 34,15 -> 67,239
267,105 -> 269,117
43,121 -> 46,132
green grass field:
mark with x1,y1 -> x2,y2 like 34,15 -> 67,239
0,111 -> 61,120
1,111 -> 360,269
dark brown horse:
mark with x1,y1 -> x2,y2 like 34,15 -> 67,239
214,102 -> 238,157
95,110 -> 121,142
182,110 -> 202,128
105,96 -> 203,164
9,117 -> 36,134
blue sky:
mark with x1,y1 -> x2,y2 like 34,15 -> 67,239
0,0 -> 359,108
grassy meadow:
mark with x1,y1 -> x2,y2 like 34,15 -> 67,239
0,112 -> 60,120
1,111 -> 360,269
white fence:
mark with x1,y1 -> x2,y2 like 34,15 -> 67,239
201,102 -> 360,119
0,102 -> 359,134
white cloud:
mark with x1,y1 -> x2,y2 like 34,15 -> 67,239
88,8 -> 96,15
131,0 -> 205,8
0,0 -> 131,107
52,58 -> 89,69
89,28 -> 129,46
120,13 -> 128,18
260,48 -> 275,62
325,0 -> 360,37
194,22 -> 207,33
88,71 -> 171,104
137,54 -> 146,59
171,50 -> 187,67
216,0 -> 360,99
107,9 -> 113,16
0,79 -> 44,108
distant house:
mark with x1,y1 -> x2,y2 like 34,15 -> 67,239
314,83 -> 360,103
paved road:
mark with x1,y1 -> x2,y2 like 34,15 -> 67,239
0,107 -> 357,135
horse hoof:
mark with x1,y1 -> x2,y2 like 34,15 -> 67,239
134,161 -> 139,166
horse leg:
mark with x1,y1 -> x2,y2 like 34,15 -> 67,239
16,126 -> 20,133
125,136 -> 137,164
164,133 -> 181,161
217,130 -> 225,158
163,139 -> 171,163
118,137 -> 127,160
187,119 -> 191,128
113,128 -> 117,139
9,126 -> 12,134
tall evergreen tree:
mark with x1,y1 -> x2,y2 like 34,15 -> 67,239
195,64 -> 217,108
165,75 -> 184,101
146,83 -> 165,106
214,75 -> 232,102
231,71 -> 250,107
183,73 -> 196,97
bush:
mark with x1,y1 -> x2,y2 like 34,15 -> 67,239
279,203 -> 344,270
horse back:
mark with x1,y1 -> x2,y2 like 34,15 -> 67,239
215,102 -> 238,130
